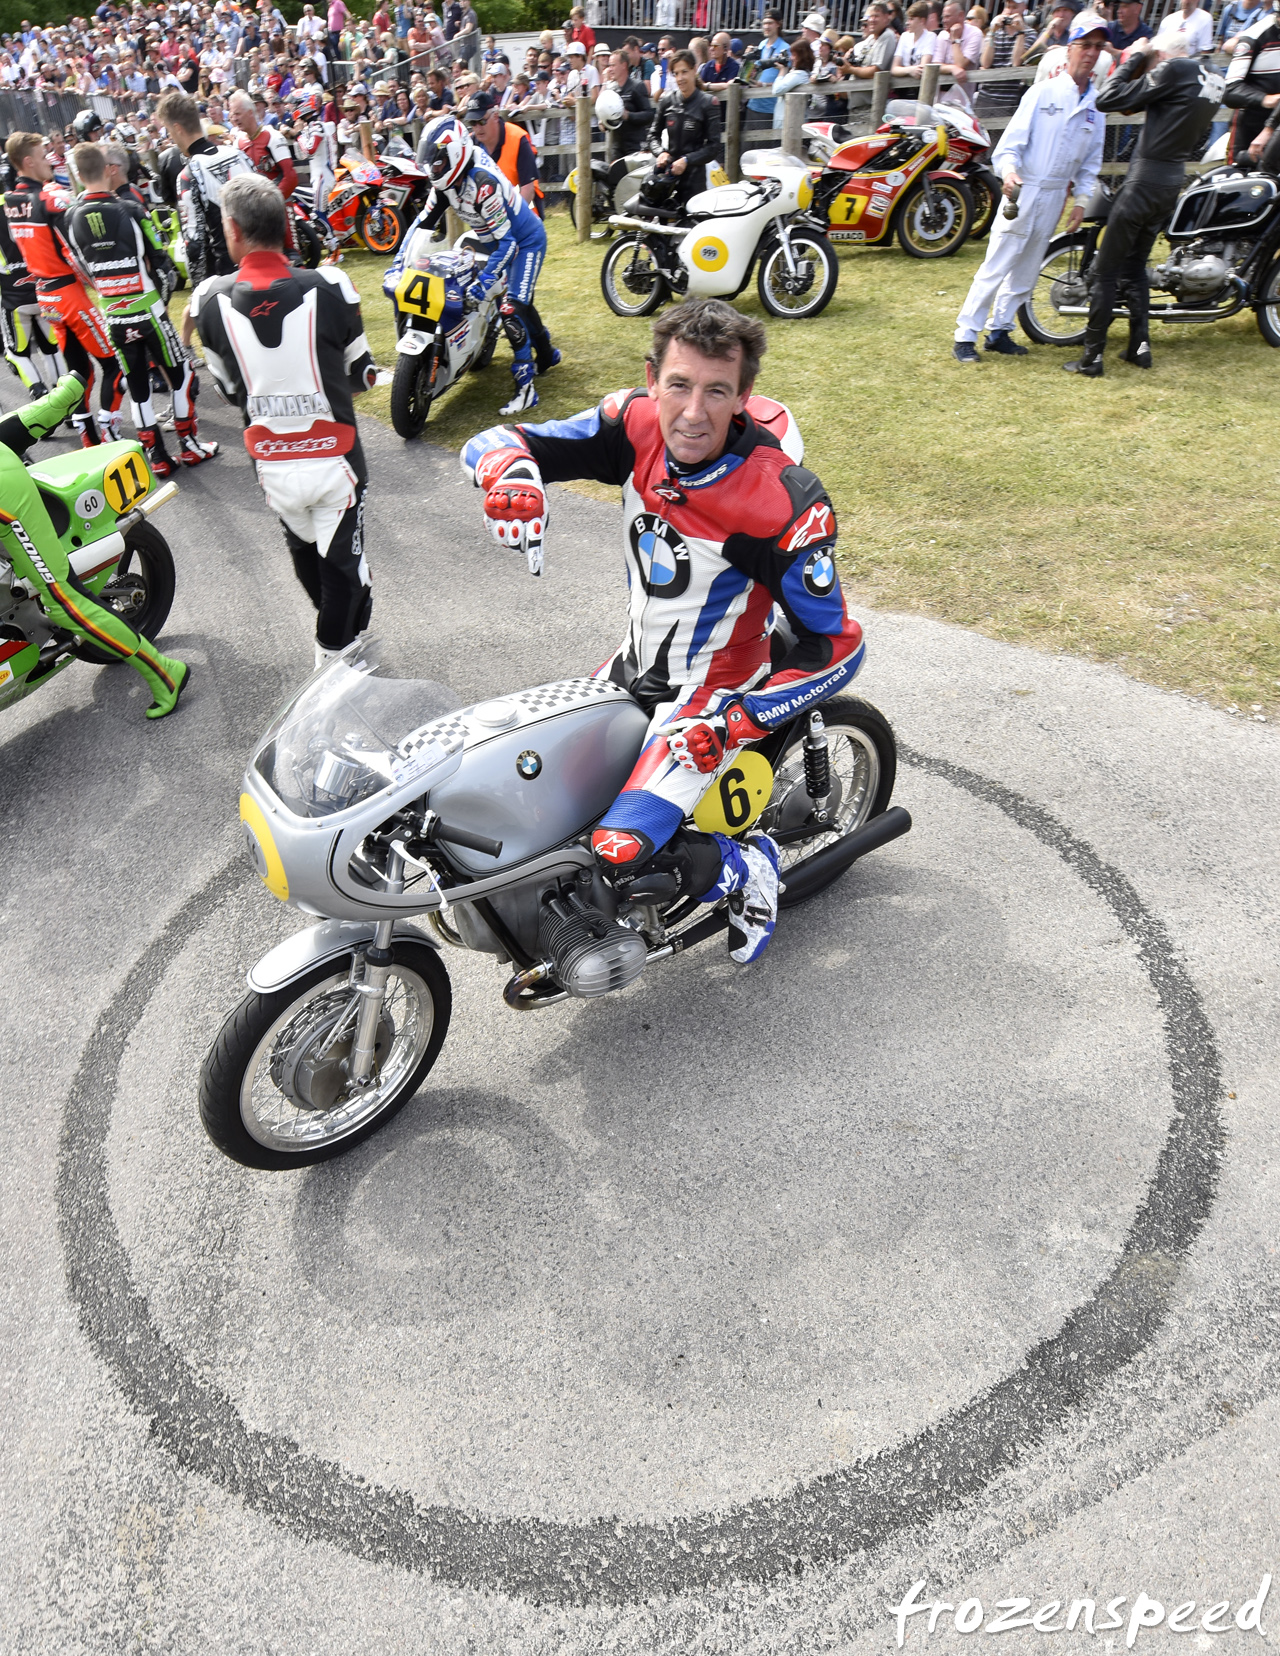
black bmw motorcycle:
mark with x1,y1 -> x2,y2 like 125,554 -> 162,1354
1016,165 -> 1280,348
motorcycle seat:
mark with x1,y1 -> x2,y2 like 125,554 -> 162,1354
631,202 -> 686,223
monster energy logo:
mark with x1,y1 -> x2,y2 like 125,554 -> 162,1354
86,210 -> 106,238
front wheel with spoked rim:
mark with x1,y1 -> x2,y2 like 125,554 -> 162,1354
1017,230 -> 1092,346
756,696 -> 898,909
601,233 -> 669,317
198,939 -> 452,1169
756,230 -> 839,318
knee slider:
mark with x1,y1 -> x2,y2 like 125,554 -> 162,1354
500,296 -> 529,352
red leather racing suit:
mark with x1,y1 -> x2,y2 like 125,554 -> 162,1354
462,390 -> 865,862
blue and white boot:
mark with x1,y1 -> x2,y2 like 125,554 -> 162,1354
499,358 -> 538,417
710,831 -> 781,964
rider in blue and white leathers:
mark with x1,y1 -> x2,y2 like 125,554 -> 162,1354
388,118 -> 557,414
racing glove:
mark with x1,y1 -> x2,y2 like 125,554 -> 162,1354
663,700 -> 768,774
474,445 -> 547,577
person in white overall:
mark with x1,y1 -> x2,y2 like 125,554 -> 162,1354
953,16 -> 1108,361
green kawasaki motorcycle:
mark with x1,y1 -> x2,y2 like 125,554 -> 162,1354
1,407 -> 181,713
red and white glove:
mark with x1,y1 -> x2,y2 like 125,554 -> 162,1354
474,445 -> 547,577
663,700 -> 767,774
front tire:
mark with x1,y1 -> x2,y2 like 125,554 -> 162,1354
968,175 -> 997,240
757,696 -> 898,908
389,339 -> 439,439
73,519 -> 175,663
199,939 -> 452,1170
896,177 -> 973,258
601,233 -> 668,317
1017,230 -> 1092,346
1256,255 -> 1280,345
757,230 -> 839,318
358,200 -> 405,254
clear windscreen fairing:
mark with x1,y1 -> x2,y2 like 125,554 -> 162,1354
252,639 -> 461,819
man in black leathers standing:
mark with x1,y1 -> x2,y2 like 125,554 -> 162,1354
1065,39 -> 1223,375
648,49 -> 722,211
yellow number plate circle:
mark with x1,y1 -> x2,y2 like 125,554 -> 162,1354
690,234 -> 730,272
693,750 -> 774,837
239,792 -> 289,902
101,452 -> 151,514
395,269 -> 446,320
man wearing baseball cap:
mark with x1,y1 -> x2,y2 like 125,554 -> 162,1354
953,17 -> 1106,362
466,87 -> 542,211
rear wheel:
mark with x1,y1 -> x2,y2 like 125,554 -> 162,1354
601,233 -> 668,317
1017,230 -> 1092,346
756,696 -> 897,908
389,339 -> 439,439
896,177 -> 973,258
470,313 -> 501,371
358,199 -> 405,254
73,520 -> 175,663
757,230 -> 839,318
199,940 -> 452,1170
296,215 -> 323,268
1256,255 -> 1280,346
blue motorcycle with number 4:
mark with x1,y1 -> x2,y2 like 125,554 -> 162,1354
382,233 -> 504,439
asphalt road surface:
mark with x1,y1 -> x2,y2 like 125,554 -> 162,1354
2,380 -> 1277,1656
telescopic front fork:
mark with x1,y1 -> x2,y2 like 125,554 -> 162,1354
347,848 -> 404,1086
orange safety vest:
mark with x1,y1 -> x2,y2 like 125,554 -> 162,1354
493,118 -> 543,207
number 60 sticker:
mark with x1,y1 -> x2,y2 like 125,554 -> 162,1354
693,750 -> 774,836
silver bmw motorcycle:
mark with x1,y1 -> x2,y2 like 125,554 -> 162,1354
201,639 -> 911,1169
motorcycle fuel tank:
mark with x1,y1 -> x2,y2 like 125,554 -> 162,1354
1171,174 -> 1279,236
425,681 -> 651,875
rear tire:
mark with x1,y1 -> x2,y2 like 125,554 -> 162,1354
756,696 -> 898,908
896,177 -> 973,258
389,340 -> 438,439
601,234 -> 668,317
968,175 -> 997,240
296,216 -> 323,268
199,940 -> 452,1170
757,230 -> 839,318
1255,255 -> 1280,346
73,520 -> 176,663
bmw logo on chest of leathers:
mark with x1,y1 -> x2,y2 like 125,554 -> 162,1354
517,750 -> 542,779
629,512 -> 692,598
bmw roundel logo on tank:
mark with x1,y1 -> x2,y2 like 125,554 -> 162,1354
802,547 -> 837,598
629,512 -> 692,598
517,750 -> 542,779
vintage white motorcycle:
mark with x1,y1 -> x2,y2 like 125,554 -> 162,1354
600,150 -> 840,320
201,639 -> 911,1169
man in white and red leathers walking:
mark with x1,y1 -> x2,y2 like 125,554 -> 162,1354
952,18 -> 1107,361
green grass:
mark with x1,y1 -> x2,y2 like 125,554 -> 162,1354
285,214 -> 1280,717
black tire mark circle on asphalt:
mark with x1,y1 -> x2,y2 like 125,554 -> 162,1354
56,746 -> 1224,1605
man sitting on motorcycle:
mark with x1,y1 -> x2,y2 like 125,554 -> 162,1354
461,298 -> 864,965
396,117 -> 558,416
0,373 -> 190,718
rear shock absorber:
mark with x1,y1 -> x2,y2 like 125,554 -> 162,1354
804,708 -> 831,824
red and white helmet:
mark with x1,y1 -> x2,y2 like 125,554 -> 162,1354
422,119 -> 473,190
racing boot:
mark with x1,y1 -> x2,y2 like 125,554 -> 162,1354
138,423 -> 177,479
536,346 -> 561,377
140,652 -> 191,720
97,407 -> 123,443
73,411 -> 100,447
499,358 -> 538,417
707,831 -> 781,965
174,416 -> 219,466
1063,346 -> 1104,377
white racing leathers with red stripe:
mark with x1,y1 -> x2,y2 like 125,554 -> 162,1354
462,389 -> 866,865
190,248 -> 377,651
